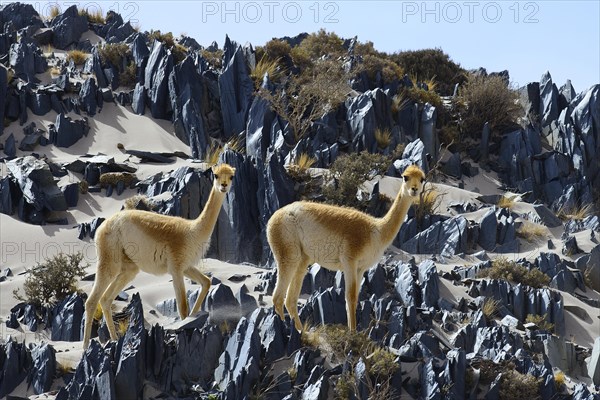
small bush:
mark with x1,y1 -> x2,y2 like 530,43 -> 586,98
404,86 -> 443,111
99,43 -> 130,68
323,151 -> 392,210
456,74 -> 521,138
263,39 -> 291,62
361,54 -> 404,83
290,46 -> 311,70
79,180 -> 89,194
392,48 -> 466,96
99,172 -> 137,188
499,370 -> 541,398
66,50 -> 88,65
478,257 -> 550,289
119,62 -> 137,88
13,252 -> 88,307
525,313 -> 555,332
517,221 -> 547,243
172,43 -> 188,64
123,195 -> 156,211
297,29 -> 345,59
149,30 -> 175,48
201,49 -> 223,69
414,186 -> 442,224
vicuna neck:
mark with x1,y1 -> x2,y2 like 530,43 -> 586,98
193,187 -> 226,235
378,186 -> 413,245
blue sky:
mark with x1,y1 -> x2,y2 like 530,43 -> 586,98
30,1 -> 600,91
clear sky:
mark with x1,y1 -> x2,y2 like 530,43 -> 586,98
28,1 -> 600,92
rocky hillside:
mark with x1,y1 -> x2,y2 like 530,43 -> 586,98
0,2 -> 599,399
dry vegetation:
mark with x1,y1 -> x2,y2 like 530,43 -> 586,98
477,257 -> 550,289
13,253 -> 87,307
497,195 -> 516,209
455,74 -> 522,138
286,153 -> 316,181
79,8 -> 105,23
66,50 -> 88,65
525,313 -> 555,332
517,221 -> 547,243
556,203 -> 593,221
374,127 -> 392,150
322,151 -> 391,210
481,297 -> 501,320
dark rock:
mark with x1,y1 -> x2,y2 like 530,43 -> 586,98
394,138 -> 429,173
79,77 -> 98,116
51,293 -> 84,341
216,150 -> 262,264
572,383 -> 594,400
420,103 -> 439,162
300,287 -> 347,327
539,71 -> 559,129
4,133 -> 16,157
441,152 -> 462,178
418,260 -> 440,309
50,5 -> 88,49
0,339 -> 30,398
125,149 -> 174,163
478,207 -> 497,251
131,82 -> 145,114
562,236 -> 581,256
83,48 -> 108,88
529,204 -> 563,228
60,182 -> 79,207
346,88 -> 392,152
6,156 -> 68,221
394,262 -> 417,307
27,92 -> 52,116
214,317 -> 261,399
205,283 -> 240,324
0,3 -> 44,32
219,36 -> 254,138
145,41 -> 173,119
520,82 -> 540,122
77,217 -> 105,240
9,40 -> 47,82
49,113 -> 90,148
23,304 -> 38,331
252,308 -> 286,363
420,359 -> 441,399
103,11 -> 135,43
588,337 -> 600,385
19,128 -> 43,152
236,284 -> 258,317
558,80 -> 576,111
402,216 -> 469,256
114,293 -> 146,399
0,65 -> 6,136
28,342 -> 56,395
0,176 -> 19,216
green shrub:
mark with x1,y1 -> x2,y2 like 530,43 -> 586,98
149,30 -> 175,48
477,257 -> 550,289
456,74 -> 521,138
297,29 -> 345,59
99,43 -> 130,68
361,54 -> 404,83
263,39 -> 291,62
392,48 -> 466,95
201,49 -> 223,69
323,151 -> 391,210
13,252 -> 88,307
119,61 -> 137,88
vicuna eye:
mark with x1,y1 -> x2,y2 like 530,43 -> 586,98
403,176 -> 409,182
421,178 -> 425,183
215,175 -> 219,179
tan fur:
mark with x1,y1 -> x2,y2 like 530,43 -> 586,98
82,164 -> 236,349
267,164 -> 425,331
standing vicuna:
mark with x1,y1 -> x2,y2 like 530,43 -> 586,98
267,164 -> 426,331
82,164 -> 236,349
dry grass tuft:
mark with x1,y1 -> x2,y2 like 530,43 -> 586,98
517,221 -> 547,243
497,195 -> 516,209
287,153 -> 316,181
205,142 -> 223,166
251,56 -> 284,88
556,203 -> 593,221
66,50 -> 88,66
525,313 -> 555,332
374,127 -> 392,149
482,297 -> 501,320
478,257 -> 550,289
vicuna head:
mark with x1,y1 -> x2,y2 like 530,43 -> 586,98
212,164 -> 236,193
401,164 -> 426,202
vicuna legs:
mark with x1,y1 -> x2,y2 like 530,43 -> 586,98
285,264 -> 308,331
99,262 -> 139,340
170,266 -> 188,319
343,265 -> 360,331
184,267 -> 211,315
